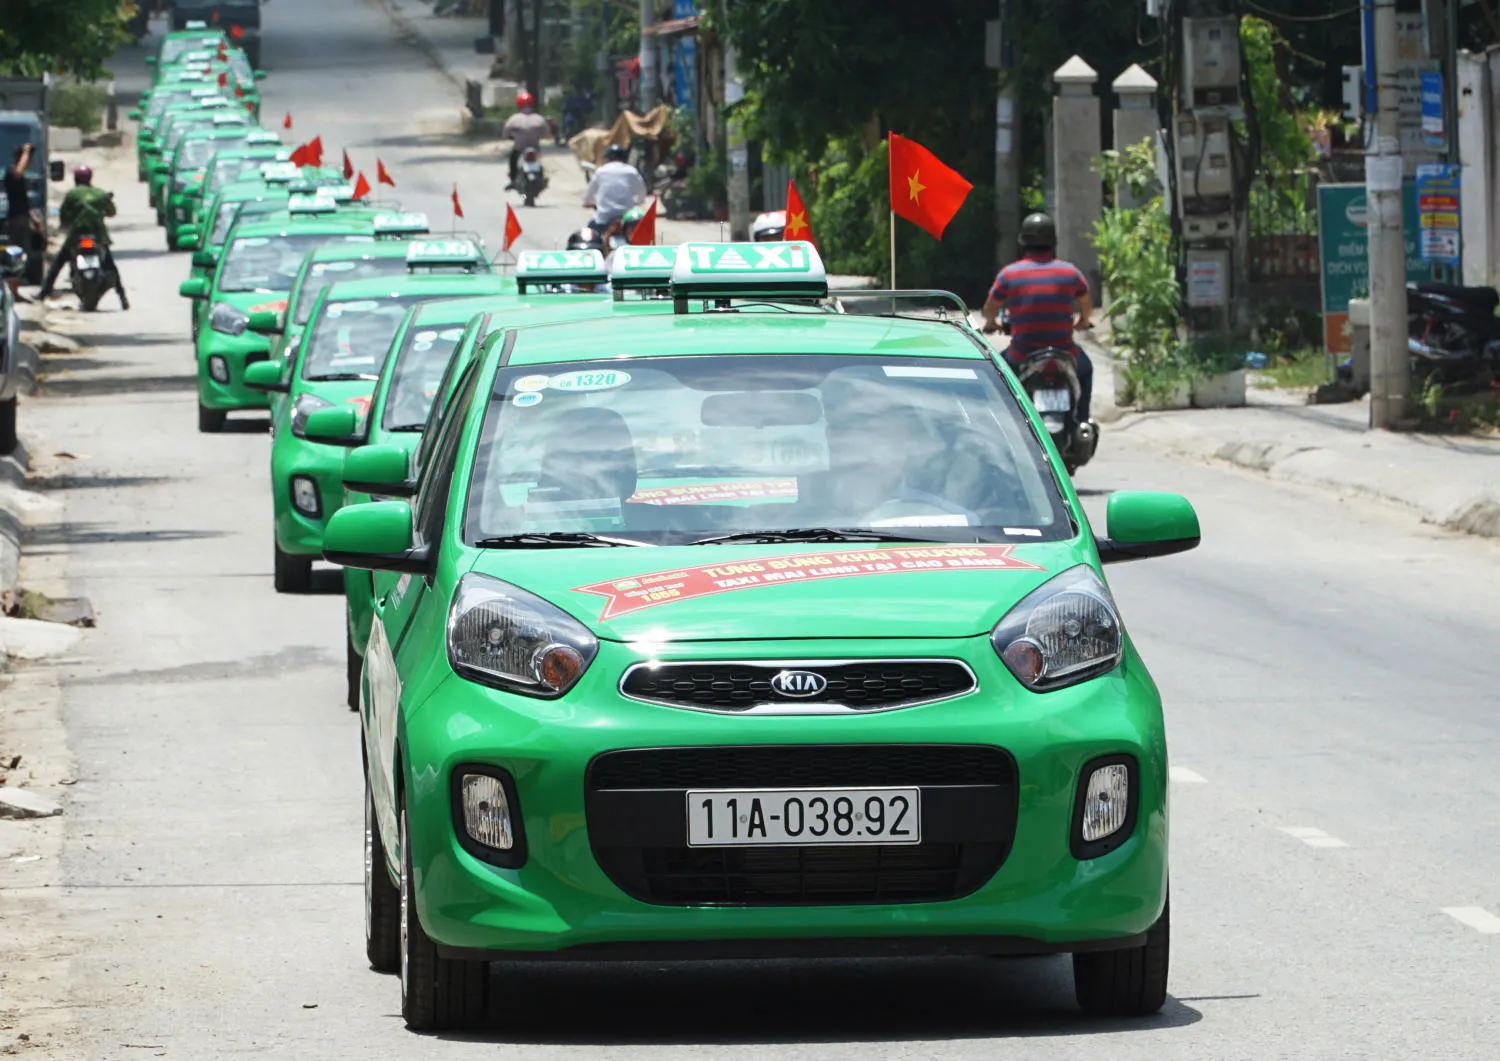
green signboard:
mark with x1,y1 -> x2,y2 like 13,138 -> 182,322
1316,182 -> 1434,353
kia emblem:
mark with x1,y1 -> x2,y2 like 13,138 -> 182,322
770,670 -> 827,697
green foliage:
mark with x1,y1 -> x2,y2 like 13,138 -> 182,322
49,81 -> 109,134
0,0 -> 130,80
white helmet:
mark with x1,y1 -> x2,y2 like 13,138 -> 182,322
751,210 -> 787,241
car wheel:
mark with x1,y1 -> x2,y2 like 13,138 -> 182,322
1073,896 -> 1169,1017
166,228 -> 178,252
155,207 -> 164,227
400,797 -> 488,1030
366,771 -> 401,973
197,403 -> 226,433
273,542 -> 312,594
347,625 -> 362,712
0,397 -> 16,455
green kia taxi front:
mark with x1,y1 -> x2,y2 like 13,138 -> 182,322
320,243 -> 1201,1031
160,124 -> 267,245
181,209 -> 378,432
166,132 -> 282,243
253,269 -> 510,592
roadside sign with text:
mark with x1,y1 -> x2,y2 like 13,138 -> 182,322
1415,163 -> 1460,266
1316,182 -> 1429,353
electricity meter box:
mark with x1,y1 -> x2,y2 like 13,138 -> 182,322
1174,113 -> 1234,208
1182,16 -> 1243,116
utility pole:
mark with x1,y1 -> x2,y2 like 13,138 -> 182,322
724,39 -> 751,240
639,0 -> 658,112
1366,0 -> 1410,428
987,1 -> 1020,264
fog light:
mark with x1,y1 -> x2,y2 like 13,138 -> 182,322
290,475 -> 320,517
460,773 -> 513,851
1080,763 -> 1130,843
208,355 -> 229,383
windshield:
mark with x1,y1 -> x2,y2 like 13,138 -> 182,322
207,157 -> 264,195
218,233 -> 360,294
290,257 -> 410,325
383,324 -> 470,430
463,354 -> 1069,546
301,295 -> 424,380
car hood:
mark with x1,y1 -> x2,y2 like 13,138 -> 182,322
467,541 -> 1087,642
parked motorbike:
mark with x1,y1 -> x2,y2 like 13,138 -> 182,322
1406,280 -> 1500,387
70,235 -> 118,313
518,146 -> 548,207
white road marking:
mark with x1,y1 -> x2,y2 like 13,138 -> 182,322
1442,907 -> 1500,934
1169,766 -> 1207,784
1279,826 -> 1349,848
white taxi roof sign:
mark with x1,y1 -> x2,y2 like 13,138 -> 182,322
669,241 -> 826,299
189,87 -> 219,97
288,193 -> 338,215
246,131 -> 280,145
184,20 -> 209,29
211,113 -> 245,125
374,212 -> 430,237
515,249 -> 607,291
406,239 -> 485,265
607,245 -> 675,290
260,161 -> 301,182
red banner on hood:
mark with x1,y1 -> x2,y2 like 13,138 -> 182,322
572,545 -> 1045,620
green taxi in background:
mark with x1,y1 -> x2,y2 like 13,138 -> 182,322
148,105 -> 250,219
247,269 -> 510,592
147,25 -> 226,72
135,87 -> 224,181
159,124 -> 266,246
166,132 -> 283,243
182,181 -> 298,338
181,203 -> 379,432
322,242 -> 1201,1030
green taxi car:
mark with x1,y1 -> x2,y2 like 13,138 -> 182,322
148,26 -> 226,71
181,210 -> 379,432
167,133 -> 283,242
183,180 -> 298,337
159,124 -> 266,246
322,242 -> 1200,1030
135,85 -> 222,180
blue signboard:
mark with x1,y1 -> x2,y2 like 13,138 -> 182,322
1415,163 -> 1461,266
672,1 -> 698,118
1420,70 -> 1444,148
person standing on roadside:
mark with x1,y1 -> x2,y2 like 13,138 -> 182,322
4,145 -> 34,298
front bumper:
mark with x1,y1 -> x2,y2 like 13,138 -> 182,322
271,433 -> 348,556
196,331 -> 272,410
394,637 -> 1168,958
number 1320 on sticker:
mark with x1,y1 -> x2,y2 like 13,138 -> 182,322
686,788 -> 921,847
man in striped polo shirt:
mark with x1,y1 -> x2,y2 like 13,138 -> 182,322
980,212 -> 1095,420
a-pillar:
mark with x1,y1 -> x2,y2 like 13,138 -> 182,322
1052,55 -> 1102,291
1111,63 -> 1159,209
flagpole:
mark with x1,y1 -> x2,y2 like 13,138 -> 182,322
889,210 -> 896,288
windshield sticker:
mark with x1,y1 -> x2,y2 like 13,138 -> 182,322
347,395 -> 373,416
327,300 -> 379,318
513,392 -> 543,408
514,375 -> 550,392
881,366 -> 979,380
1004,527 -> 1043,537
870,514 -> 971,527
573,546 -> 1045,620
248,299 -> 287,314
526,497 -> 622,521
235,237 -> 270,248
629,479 -> 798,506
547,369 -> 631,392
312,261 -> 357,274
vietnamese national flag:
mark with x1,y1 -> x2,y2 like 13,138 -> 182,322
627,196 -> 658,246
377,159 -> 395,187
784,179 -> 814,246
283,112 -> 293,130
351,172 -> 372,200
218,71 -> 228,88
229,24 -> 245,40
452,184 -> 464,219
342,150 -> 355,180
288,142 -> 311,167
504,203 -> 522,250
307,136 -> 324,168
235,83 -> 245,98
887,132 -> 972,240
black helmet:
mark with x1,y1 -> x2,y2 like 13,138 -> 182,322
604,143 -> 629,163
1019,212 -> 1056,249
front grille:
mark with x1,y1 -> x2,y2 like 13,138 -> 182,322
587,745 -> 1016,907
620,659 -> 976,714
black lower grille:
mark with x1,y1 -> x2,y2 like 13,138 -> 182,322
587,745 -> 1016,907
620,660 -> 975,712
244,350 -> 269,365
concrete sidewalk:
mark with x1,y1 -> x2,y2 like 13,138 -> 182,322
374,0 -> 496,91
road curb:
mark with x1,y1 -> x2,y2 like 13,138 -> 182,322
0,441 -> 31,603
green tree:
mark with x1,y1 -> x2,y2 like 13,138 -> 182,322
0,0 -> 130,79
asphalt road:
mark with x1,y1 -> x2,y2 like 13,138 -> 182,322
4,0 -> 1499,1056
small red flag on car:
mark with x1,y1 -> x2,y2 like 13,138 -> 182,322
376,159 -> 395,187
342,150 -> 354,180
217,71 -> 227,87
234,83 -> 245,98
283,112 -> 292,130
229,24 -> 244,40
504,203 -> 522,250
627,197 -> 658,246
288,142 -> 311,167
785,179 -> 814,246
307,136 -> 324,168
351,172 -> 372,200
452,184 -> 464,219
887,132 -> 972,241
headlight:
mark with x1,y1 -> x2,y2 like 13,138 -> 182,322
289,392 -> 333,437
990,565 -> 1123,691
289,474 -> 320,517
208,301 -> 248,336
447,573 -> 598,698
207,354 -> 229,382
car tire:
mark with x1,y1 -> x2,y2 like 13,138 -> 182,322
365,772 -> 401,973
197,403 -> 226,433
166,228 -> 178,252
155,207 -> 164,227
347,625 -> 362,712
273,542 -> 312,594
1073,896 -> 1169,1017
400,798 -> 488,1030
0,397 -> 17,455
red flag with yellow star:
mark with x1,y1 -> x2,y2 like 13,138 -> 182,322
784,179 -> 814,246
888,132 -> 972,240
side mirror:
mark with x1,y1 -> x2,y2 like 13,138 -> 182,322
254,70 -> 268,79
1095,491 -> 1201,564
323,501 -> 427,573
151,163 -> 170,177
179,277 -> 209,299
247,310 -> 282,335
243,358 -> 289,393
49,159 -> 65,181
145,56 -> 157,66
0,246 -> 25,278
303,406 -> 365,447
192,248 -> 218,269
343,444 -> 415,497
176,224 -> 201,249
128,109 -> 142,121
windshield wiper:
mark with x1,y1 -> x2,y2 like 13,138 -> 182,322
307,372 -> 378,381
472,532 -> 649,549
688,527 -> 939,546
386,422 -> 425,432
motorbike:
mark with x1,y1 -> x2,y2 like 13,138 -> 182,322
565,226 -> 605,253
1406,280 -> 1500,387
1012,347 -> 1098,475
518,146 -> 548,207
70,235 -> 118,313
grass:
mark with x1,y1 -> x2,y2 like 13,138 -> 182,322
1417,379 -> 1500,434
1250,346 -> 1331,389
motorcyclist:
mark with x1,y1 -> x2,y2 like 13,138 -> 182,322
583,144 -> 647,230
38,167 -> 129,309
981,212 -> 1092,420
501,92 -> 551,191
751,210 -> 787,242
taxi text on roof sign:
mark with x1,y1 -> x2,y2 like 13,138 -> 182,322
261,162 -> 301,181
608,245 -> 676,289
515,250 -> 608,291
669,240 -> 827,300
374,212 -> 431,236
246,131 -> 280,144
289,193 -> 338,214
406,239 -> 484,263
